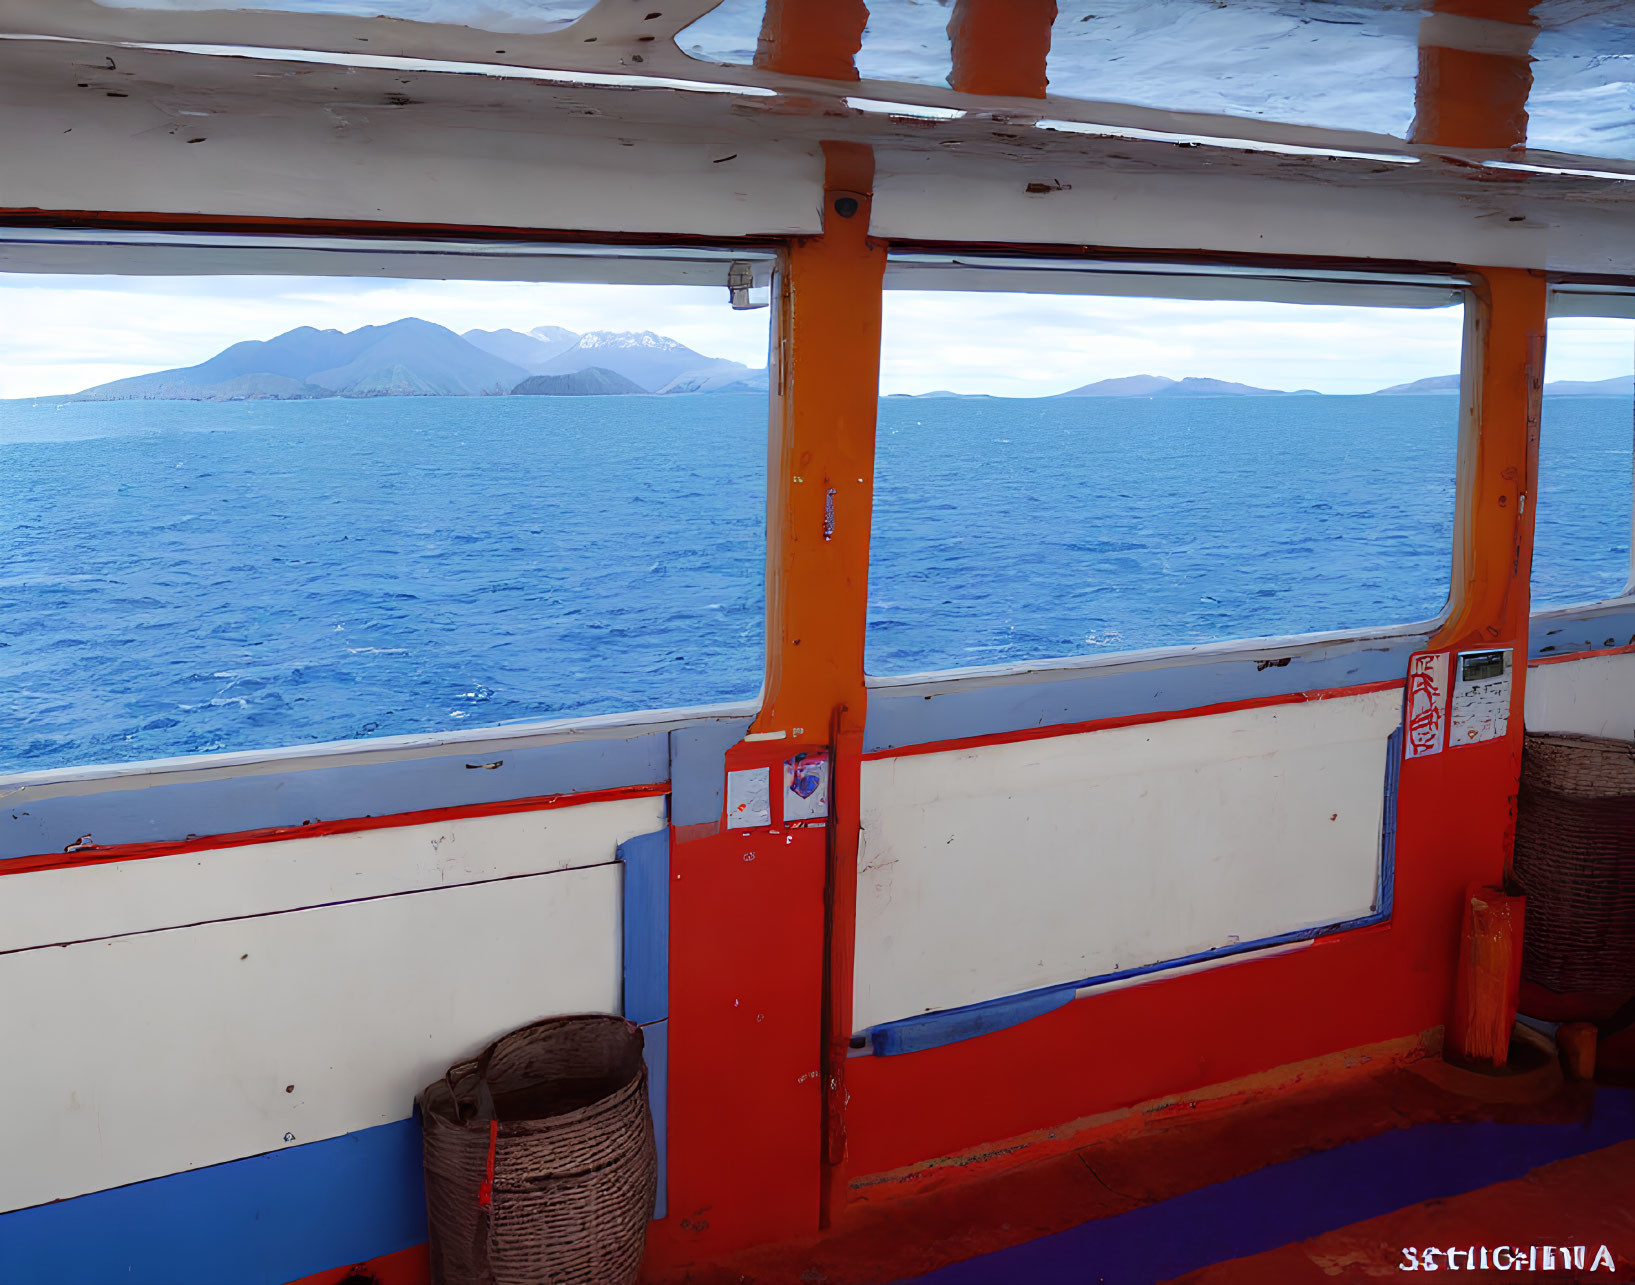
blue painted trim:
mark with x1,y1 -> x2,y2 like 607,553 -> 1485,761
863,632 -> 1424,755
904,1088 -> 1635,1284
618,829 -> 671,1028
1,730 -> 669,863
642,1018 -> 669,1223
870,988 -> 1077,1057
1529,601 -> 1635,659
668,716 -> 754,827
865,912 -> 1388,1057
0,1120 -> 425,1285
1379,726 -> 1402,922
865,718 -> 1404,1057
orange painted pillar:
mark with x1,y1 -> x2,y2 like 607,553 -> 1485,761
1431,268 -> 1545,655
1409,1 -> 1538,149
947,0 -> 1057,98
755,140 -> 886,1227
641,144 -> 885,1272
1449,883 -> 1526,1066
755,0 -> 867,80
1411,268 -> 1544,1066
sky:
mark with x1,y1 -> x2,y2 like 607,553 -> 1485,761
0,273 -> 1630,400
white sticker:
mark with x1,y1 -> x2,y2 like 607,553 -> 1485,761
725,767 -> 771,829
1448,648 -> 1512,748
783,751 -> 830,823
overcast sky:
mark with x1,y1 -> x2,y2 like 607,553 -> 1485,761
0,274 -> 1628,400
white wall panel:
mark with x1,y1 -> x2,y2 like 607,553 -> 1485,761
852,690 -> 1399,1032
0,865 -> 620,1213
1524,654 -> 1635,739
0,795 -> 662,954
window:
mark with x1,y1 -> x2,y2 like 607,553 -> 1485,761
0,237 -> 772,773
866,264 -> 1467,675
1531,311 -> 1634,610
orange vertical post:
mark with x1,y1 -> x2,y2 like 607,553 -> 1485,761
753,141 -> 885,743
1431,268 -> 1545,655
643,143 -> 885,1273
1449,883 -> 1526,1066
755,0 -> 867,80
1410,1 -> 1538,149
1423,268 -> 1545,1067
946,0 -> 1057,98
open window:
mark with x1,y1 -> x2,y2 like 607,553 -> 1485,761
1531,288 -> 1634,614
0,231 -> 775,774
866,256 -> 1469,677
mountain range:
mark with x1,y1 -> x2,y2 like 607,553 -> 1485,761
892,373 -> 1635,398
1375,373 -> 1634,395
68,318 -> 770,401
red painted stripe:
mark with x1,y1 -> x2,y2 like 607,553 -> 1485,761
1530,642 -> 1635,666
284,1243 -> 429,1285
0,781 -> 668,877
861,680 -> 1406,762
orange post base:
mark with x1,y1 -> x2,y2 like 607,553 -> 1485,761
1449,884 -> 1526,1068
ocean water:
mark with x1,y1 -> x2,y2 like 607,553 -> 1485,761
1,393 -> 1629,774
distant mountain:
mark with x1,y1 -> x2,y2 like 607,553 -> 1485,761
512,367 -> 646,396
68,320 -> 766,401
1058,374 -> 1301,397
886,390 -> 995,399
1059,374 -> 1178,397
1372,374 -> 1461,395
536,330 -> 752,394
74,319 -> 529,401
463,326 -> 581,372
1372,373 -> 1634,395
1548,375 -> 1635,395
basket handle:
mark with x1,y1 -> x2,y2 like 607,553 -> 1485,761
443,1051 -> 498,1123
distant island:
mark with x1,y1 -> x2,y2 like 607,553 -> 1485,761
890,372 -> 1635,398
59,327 -> 1634,403
65,318 -> 771,401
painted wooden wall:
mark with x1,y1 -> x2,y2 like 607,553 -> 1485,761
0,796 -> 659,1215
852,689 -> 1398,1033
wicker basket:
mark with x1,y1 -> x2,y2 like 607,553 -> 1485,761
419,1015 -> 657,1285
1514,733 -> 1635,996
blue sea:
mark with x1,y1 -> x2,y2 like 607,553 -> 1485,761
1,394 -> 1628,774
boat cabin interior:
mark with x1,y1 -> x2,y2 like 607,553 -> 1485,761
2,0 -> 1635,1281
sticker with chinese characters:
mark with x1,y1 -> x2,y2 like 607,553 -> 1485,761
1405,650 -> 1449,759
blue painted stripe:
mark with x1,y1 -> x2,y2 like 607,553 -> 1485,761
1380,725 -> 1402,921
619,829 -> 671,1027
866,914 -> 1387,1057
643,1018 -> 669,1223
668,716 -> 754,827
871,988 -> 1076,1057
1530,602 -> 1635,659
2,729 -> 670,862
863,632 -> 1423,755
904,1088 -> 1635,1283
0,1120 -> 425,1285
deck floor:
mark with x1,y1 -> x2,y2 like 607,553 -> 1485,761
648,1046 -> 1635,1284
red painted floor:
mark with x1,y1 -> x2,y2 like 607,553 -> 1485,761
645,1039 -> 1634,1284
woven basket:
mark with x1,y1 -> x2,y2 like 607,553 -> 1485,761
419,1015 -> 657,1285
1514,733 -> 1635,996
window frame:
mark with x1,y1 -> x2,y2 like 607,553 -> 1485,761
864,253 -> 1477,689
0,226 -> 783,784
1526,285 -> 1635,638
